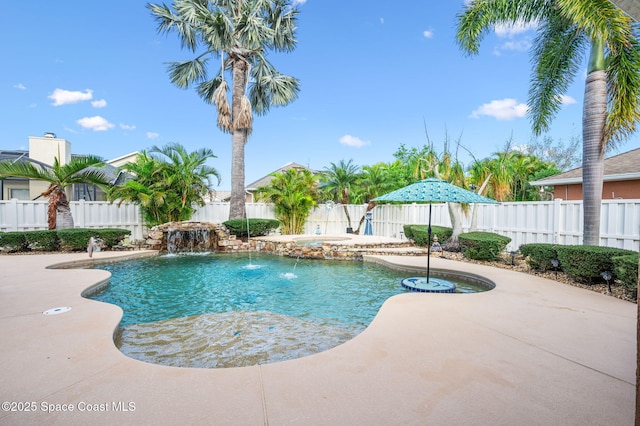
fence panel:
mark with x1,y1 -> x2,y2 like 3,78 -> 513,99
69,201 -> 146,240
0,200 -> 48,232
2,199 -> 639,251
600,200 -> 640,250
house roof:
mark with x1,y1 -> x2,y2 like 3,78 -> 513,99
0,150 -> 127,185
530,147 -> 640,186
0,150 -> 51,169
611,0 -> 640,21
246,162 -> 316,191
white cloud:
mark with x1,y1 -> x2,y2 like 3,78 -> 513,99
293,0 -> 306,5
470,98 -> 528,120
494,21 -> 537,38
380,17 -> 384,24
146,132 -> 160,139
49,88 -> 93,106
493,39 -> 532,55
423,29 -> 434,39
560,94 -> 577,105
76,116 -> 114,131
339,134 -> 370,148
14,83 -> 26,90
92,99 -> 107,108
120,123 -> 136,130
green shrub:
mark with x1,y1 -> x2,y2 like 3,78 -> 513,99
403,224 -> 415,240
556,245 -> 637,283
519,243 -> 559,271
23,230 -> 59,251
0,232 -> 28,252
223,218 -> 280,237
403,225 -> 452,247
458,232 -> 511,261
95,228 -> 131,248
57,229 -> 96,251
612,254 -> 639,289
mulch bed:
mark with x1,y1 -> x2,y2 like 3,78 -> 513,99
441,251 -> 637,304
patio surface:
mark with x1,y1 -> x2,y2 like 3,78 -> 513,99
0,240 -> 636,425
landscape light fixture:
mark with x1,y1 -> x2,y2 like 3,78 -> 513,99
551,259 -> 559,279
601,271 -> 613,293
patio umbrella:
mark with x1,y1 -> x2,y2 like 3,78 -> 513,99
373,178 -> 498,285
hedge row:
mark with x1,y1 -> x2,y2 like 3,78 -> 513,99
519,243 -> 638,288
0,228 -> 131,253
458,232 -> 512,261
222,218 -> 280,237
403,224 -> 453,247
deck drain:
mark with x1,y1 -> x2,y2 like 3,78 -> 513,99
43,306 -> 72,315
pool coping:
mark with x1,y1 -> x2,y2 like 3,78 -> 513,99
0,250 -> 636,425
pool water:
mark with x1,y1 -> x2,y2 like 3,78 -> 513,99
88,253 -> 488,368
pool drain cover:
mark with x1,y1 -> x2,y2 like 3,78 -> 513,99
43,306 -> 72,315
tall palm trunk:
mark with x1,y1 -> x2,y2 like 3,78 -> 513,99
582,40 -> 607,246
229,58 -> 249,219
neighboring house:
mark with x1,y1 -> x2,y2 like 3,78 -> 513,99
611,0 -> 640,21
0,133 -> 130,201
530,148 -> 640,200
217,162 -> 317,203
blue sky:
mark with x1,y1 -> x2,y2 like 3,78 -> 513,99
2,0 -> 639,190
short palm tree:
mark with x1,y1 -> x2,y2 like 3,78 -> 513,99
149,143 -> 221,211
108,143 -> 220,226
319,160 -> 361,231
255,168 -> 318,234
351,163 -> 401,234
148,0 -> 300,220
0,156 -> 111,229
457,0 -> 640,245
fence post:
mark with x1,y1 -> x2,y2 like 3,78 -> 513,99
75,199 -> 86,228
7,199 -> 19,231
553,198 -> 563,244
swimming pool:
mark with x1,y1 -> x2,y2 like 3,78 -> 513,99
88,253 -> 489,368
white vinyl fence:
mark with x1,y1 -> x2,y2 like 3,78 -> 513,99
0,199 -> 147,240
1,198 -> 639,251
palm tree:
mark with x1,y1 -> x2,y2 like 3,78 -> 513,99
255,168 -> 318,234
107,152 -> 168,225
108,144 -> 220,226
319,160 -> 361,232
351,163 -> 402,234
0,156 -> 111,229
148,0 -> 300,220
457,0 -> 640,245
149,143 -> 221,211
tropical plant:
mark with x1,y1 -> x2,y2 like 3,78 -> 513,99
351,162 -> 405,234
319,160 -> 361,231
148,0 -> 301,220
457,0 -> 640,245
0,156 -> 110,229
255,168 -> 319,234
108,143 -> 220,226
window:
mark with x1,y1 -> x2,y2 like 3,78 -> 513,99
9,189 -> 30,200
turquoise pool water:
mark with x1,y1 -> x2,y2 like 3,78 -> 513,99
87,253 -> 488,368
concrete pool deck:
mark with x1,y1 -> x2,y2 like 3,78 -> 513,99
0,248 -> 636,425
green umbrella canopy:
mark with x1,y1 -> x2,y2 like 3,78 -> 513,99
373,178 -> 498,204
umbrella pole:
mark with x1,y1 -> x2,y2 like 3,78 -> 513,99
427,202 -> 432,283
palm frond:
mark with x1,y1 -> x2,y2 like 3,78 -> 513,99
0,160 -> 53,181
456,0 -> 549,55
529,14 -> 587,135
605,34 -> 640,144
167,57 -> 209,89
